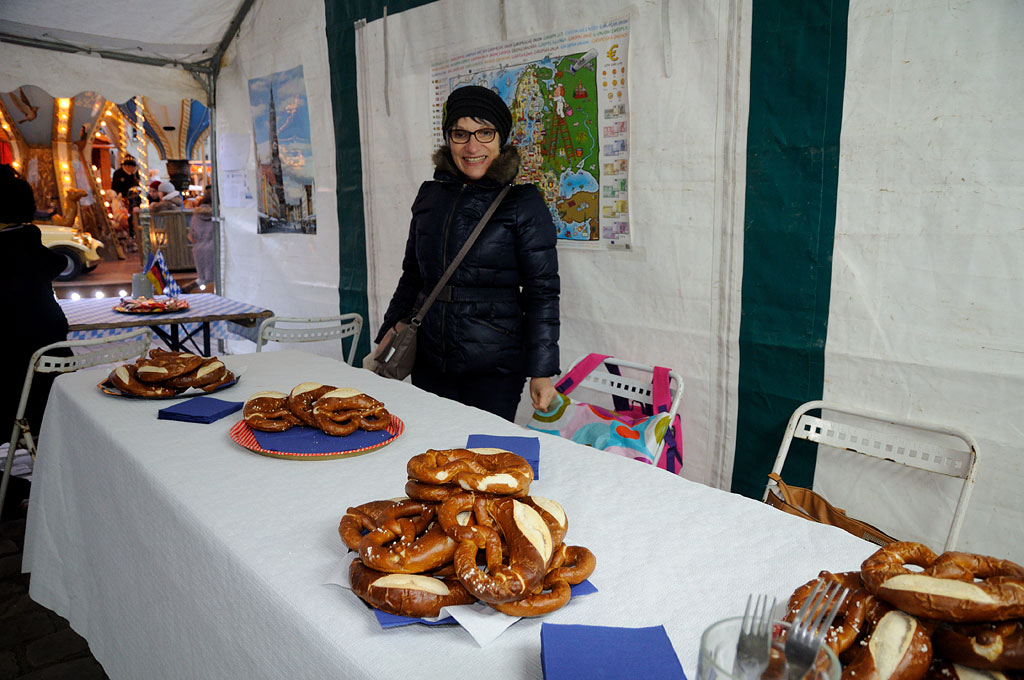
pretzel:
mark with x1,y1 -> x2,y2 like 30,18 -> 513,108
338,500 -> 403,551
312,388 -> 391,436
923,660 -> 1020,680
787,571 -> 874,656
286,382 -> 335,427
490,569 -> 572,617
861,542 -> 1024,622
438,492 -> 499,543
358,500 -> 456,574
135,351 -> 204,383
451,497 -> 552,604
244,391 -> 303,432
546,543 -> 596,586
488,544 -> 595,617
404,479 -> 467,503
356,403 -> 391,431
407,448 -> 533,496
842,609 -> 933,680
522,496 -> 568,549
933,620 -> 1024,671
108,364 -> 182,397
200,368 -> 235,392
165,357 -> 227,389
349,558 -> 475,618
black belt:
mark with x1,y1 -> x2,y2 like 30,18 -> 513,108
436,285 -> 518,302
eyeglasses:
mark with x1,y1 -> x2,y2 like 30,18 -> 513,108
448,128 -> 497,144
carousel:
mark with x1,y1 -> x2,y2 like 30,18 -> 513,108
0,86 -> 211,297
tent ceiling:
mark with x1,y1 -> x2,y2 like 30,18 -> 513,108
0,0 -> 255,72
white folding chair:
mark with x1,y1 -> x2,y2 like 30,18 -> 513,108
762,400 -> 978,551
255,314 -> 363,366
1,328 -> 153,518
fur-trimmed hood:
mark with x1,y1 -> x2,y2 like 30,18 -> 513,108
431,145 -> 520,184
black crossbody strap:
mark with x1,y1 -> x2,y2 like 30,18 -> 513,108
410,184 -> 511,326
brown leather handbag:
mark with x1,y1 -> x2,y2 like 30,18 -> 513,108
764,472 -> 897,546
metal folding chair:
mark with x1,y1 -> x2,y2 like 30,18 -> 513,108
762,400 -> 979,551
1,328 -> 153,518
255,314 -> 363,366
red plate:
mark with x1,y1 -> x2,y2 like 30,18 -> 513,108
228,415 -> 405,460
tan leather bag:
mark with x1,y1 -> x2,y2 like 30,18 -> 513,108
764,472 -> 897,546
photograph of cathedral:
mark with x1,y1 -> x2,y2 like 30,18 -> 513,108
247,65 -> 316,234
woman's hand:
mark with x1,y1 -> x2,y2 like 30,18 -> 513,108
529,377 -> 557,412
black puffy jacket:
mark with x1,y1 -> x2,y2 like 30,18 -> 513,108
377,146 -> 559,378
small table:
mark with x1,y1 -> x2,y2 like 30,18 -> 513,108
59,293 -> 272,356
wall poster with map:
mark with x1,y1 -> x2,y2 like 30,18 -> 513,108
432,17 -> 631,247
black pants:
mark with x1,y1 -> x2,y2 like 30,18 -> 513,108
411,364 -> 525,422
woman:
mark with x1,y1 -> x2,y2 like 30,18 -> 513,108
0,164 -> 70,446
376,85 -> 560,421
187,186 -> 215,288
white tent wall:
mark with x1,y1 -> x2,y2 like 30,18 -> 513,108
213,0 -> 344,358
815,0 -> 1024,561
357,0 -> 752,489
0,42 -> 205,104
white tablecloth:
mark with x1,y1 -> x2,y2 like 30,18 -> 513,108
24,350 -> 878,680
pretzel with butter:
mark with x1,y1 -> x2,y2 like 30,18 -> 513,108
861,542 -> 1024,622
407,448 -> 533,497
286,382 -> 335,427
108,364 -> 182,397
933,620 -> 1024,671
841,609 -> 933,680
349,558 -> 475,618
452,497 -> 552,604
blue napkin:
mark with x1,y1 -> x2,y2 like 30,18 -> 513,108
251,425 -> 393,454
157,396 -> 243,424
541,623 -> 686,680
375,580 -> 597,628
465,434 -> 541,479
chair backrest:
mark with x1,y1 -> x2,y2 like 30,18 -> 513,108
256,314 -> 363,365
9,327 -> 152,450
763,400 -> 978,551
562,355 -> 684,424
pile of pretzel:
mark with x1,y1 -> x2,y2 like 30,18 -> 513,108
108,349 -> 234,397
339,447 -> 596,619
783,541 -> 1024,680
243,382 -> 391,436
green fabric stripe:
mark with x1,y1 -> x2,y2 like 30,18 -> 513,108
732,0 -> 849,498
324,1 -> 437,362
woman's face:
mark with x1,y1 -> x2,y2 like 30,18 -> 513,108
448,117 -> 501,181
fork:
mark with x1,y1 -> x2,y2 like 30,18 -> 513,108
784,580 -> 848,680
732,593 -> 777,680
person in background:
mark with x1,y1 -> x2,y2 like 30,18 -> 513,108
0,164 -> 70,455
146,179 -> 163,206
187,185 -> 215,290
374,85 -> 560,422
149,181 -> 183,213
111,156 -> 140,236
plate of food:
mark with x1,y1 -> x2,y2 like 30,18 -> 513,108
113,296 -> 190,314
228,416 -> 405,460
99,350 -> 237,398
230,385 -> 404,459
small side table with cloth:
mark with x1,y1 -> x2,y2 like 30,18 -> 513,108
58,293 -> 272,356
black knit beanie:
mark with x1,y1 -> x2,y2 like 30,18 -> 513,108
442,85 -> 513,145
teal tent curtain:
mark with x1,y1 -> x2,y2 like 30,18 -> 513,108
732,0 -> 849,498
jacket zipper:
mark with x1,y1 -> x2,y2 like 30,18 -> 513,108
438,185 -> 465,371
